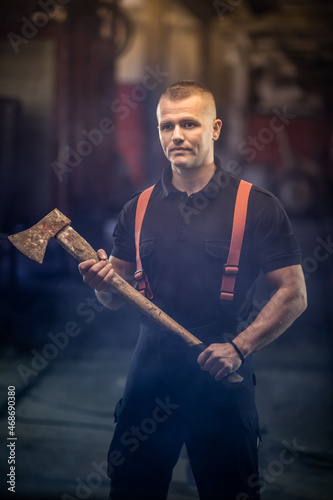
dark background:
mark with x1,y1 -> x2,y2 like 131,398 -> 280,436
0,1 -> 332,499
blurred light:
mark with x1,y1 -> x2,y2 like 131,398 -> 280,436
119,0 -> 144,7
31,6 -> 68,24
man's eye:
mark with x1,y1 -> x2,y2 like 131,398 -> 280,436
184,122 -> 195,128
161,124 -> 173,132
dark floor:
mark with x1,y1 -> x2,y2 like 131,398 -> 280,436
0,217 -> 333,500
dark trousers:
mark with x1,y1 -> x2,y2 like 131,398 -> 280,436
107,324 -> 260,499
107,379 -> 260,500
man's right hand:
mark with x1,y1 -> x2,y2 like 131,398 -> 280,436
78,250 -> 136,310
78,248 -> 115,292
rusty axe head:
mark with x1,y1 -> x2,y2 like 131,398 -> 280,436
8,209 -> 71,263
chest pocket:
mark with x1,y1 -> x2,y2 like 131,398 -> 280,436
139,238 -> 155,267
204,240 -> 230,292
205,240 -> 230,259
135,179 -> 252,303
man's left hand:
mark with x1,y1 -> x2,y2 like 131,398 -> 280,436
197,343 -> 243,381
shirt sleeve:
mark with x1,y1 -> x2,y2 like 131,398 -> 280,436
249,188 -> 302,273
111,196 -> 138,263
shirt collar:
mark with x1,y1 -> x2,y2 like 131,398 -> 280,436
161,157 -> 223,199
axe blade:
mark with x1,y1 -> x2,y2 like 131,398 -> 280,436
8,209 -> 71,263
8,207 -> 243,388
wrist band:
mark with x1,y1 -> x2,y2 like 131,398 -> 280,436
229,341 -> 245,364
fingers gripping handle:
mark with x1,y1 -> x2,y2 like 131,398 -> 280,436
55,226 -> 243,389
190,343 -> 243,389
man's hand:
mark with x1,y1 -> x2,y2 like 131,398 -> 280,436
78,249 -> 115,292
197,342 -> 243,381
78,251 -> 136,310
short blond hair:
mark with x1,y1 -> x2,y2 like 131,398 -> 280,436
158,80 -> 217,119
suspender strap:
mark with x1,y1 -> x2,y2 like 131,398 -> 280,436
220,180 -> 252,302
134,185 -> 155,299
134,180 -> 250,302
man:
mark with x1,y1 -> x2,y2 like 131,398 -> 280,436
79,81 -> 307,500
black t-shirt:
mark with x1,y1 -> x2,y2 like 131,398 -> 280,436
112,162 -> 301,330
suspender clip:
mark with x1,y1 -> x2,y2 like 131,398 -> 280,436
223,264 -> 239,275
220,291 -> 234,302
134,269 -> 144,281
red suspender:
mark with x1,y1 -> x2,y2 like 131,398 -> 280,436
134,185 -> 155,299
220,180 -> 252,302
134,180 -> 252,303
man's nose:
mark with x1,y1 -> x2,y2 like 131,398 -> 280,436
172,125 -> 184,142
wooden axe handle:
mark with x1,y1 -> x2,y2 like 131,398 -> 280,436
56,225 -> 243,388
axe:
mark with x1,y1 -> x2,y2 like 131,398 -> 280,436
8,208 -> 243,388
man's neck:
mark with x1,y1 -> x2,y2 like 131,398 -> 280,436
171,162 -> 216,196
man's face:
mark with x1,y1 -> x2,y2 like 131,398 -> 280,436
157,94 -> 222,171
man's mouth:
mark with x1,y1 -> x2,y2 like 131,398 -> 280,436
170,147 -> 190,153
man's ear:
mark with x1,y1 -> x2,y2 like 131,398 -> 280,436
212,119 -> 222,141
